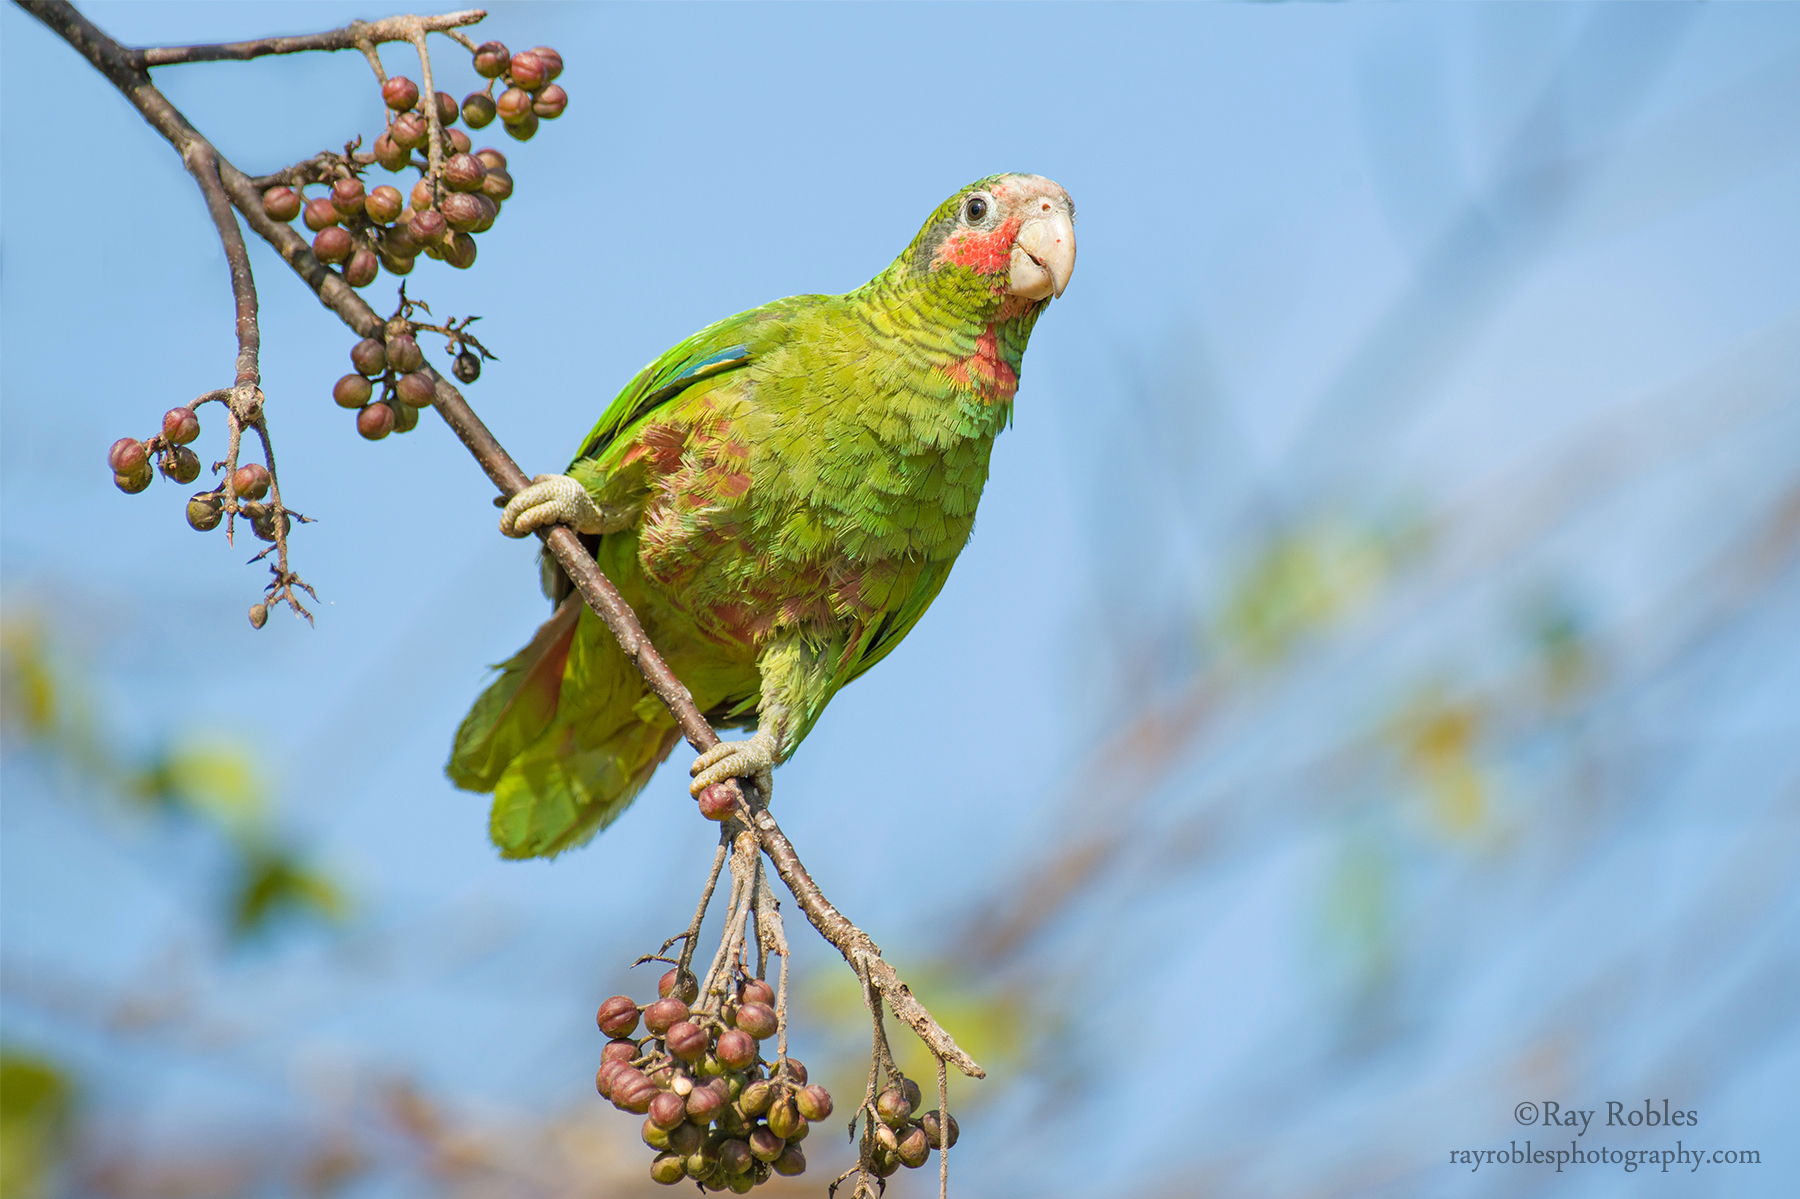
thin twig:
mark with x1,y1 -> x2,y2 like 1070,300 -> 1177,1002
937,1059 -> 949,1199
127,9 -> 485,68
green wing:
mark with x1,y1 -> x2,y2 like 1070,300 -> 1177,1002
570,296 -> 818,468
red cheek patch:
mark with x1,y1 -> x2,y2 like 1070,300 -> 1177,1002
937,217 -> 1020,275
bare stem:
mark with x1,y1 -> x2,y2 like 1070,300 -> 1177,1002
127,9 -> 485,68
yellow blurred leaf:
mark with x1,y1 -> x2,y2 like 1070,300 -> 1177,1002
1393,691 -> 1489,834
231,849 -> 349,940
0,620 -> 57,741
0,1051 -> 73,1199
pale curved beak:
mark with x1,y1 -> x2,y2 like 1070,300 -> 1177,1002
1009,204 -> 1077,300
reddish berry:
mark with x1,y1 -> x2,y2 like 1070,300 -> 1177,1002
334,374 -> 373,409
776,1058 -> 807,1084
385,333 -> 423,374
795,1085 -> 832,1122
734,1003 -> 776,1040
475,147 -> 508,171
108,437 -> 147,473
329,177 -> 365,218
302,197 -> 339,231
447,128 -> 472,154
697,783 -> 737,820
766,1096 -> 804,1141
919,1111 -> 958,1149
669,1015 -> 709,1058
262,185 -> 301,222
161,407 -> 200,445
373,133 -> 410,171
312,226 -> 353,264
897,1126 -> 930,1168
350,338 -> 387,376
408,178 -> 436,210
533,84 -> 568,119
380,224 -> 420,261
684,1084 -> 723,1124
378,245 -> 416,276
649,1090 -> 687,1130
644,997 -> 689,1036
502,109 -> 539,142
356,402 -> 396,441
444,231 -> 477,269
382,76 -> 419,111
232,462 -> 271,499
462,91 -> 497,129
391,111 -> 429,148
771,1144 -> 805,1177
747,1128 -> 782,1163
715,1029 -> 756,1070
739,1079 -> 773,1117
611,1068 -> 657,1114
364,184 -> 404,224
875,1087 -> 911,1127
442,153 -> 486,193
186,494 -> 223,532
658,968 -> 698,1002
441,192 -> 484,232
508,51 -> 548,91
473,41 -> 510,79
496,87 -> 533,124
595,1058 -> 624,1098
602,1038 -> 638,1066
529,46 -> 564,81
407,208 -> 447,244
113,463 -> 152,493
596,995 -> 640,1037
344,246 -> 380,288
427,90 -> 458,127
479,167 -> 514,203
160,445 -> 201,484
396,372 -> 436,408
739,979 -> 775,1007
472,195 -> 499,235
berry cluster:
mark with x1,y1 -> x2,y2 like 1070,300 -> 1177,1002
258,41 -> 564,289
336,295 -> 491,440
109,412 -> 284,538
596,969 -> 832,1191
862,1077 -> 958,1179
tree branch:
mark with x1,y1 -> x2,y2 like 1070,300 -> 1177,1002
128,9 -> 486,68
24,0 -> 984,1079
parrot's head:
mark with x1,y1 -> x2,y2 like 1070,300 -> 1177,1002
901,174 -> 1077,311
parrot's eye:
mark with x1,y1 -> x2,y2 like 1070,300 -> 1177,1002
963,195 -> 989,223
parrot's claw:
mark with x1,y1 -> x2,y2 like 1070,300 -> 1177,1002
500,474 -> 608,538
690,728 -> 778,801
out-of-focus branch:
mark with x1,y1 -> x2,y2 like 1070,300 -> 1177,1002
26,0 -> 983,1081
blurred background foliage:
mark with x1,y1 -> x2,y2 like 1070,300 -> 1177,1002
3,2 -> 1796,1198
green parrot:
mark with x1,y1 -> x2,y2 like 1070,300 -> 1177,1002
449,173 -> 1076,858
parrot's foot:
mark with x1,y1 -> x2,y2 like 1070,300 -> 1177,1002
690,727 -> 777,801
500,474 -> 608,538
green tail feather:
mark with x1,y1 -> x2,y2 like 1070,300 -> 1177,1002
449,600 -> 679,859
